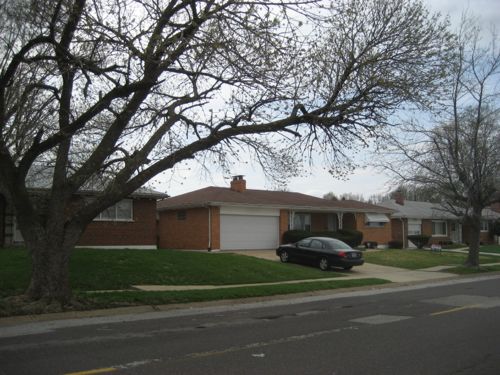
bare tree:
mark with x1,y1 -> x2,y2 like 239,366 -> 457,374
0,0 -> 453,304
323,192 -> 339,201
381,16 -> 500,267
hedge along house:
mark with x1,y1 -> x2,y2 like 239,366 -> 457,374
0,187 -> 167,249
157,176 -> 394,251
378,193 -> 500,248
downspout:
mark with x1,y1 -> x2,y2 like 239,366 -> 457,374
208,206 -> 212,252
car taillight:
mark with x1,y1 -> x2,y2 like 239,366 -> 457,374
338,251 -> 346,257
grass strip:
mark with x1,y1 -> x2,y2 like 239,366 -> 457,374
445,265 -> 500,275
80,278 -> 390,308
364,249 -> 499,270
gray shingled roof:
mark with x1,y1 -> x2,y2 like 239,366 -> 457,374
24,168 -> 167,199
378,199 -> 500,220
157,186 -> 394,213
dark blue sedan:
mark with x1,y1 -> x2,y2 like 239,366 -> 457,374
276,237 -> 364,271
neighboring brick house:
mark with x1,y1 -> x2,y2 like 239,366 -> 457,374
378,193 -> 500,248
0,187 -> 167,249
157,176 -> 393,250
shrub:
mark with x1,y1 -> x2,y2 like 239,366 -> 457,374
282,230 -> 312,244
282,229 -> 363,248
337,229 -> 363,247
388,240 -> 403,249
407,234 -> 430,249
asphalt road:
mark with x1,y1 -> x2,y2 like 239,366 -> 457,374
1,275 -> 500,375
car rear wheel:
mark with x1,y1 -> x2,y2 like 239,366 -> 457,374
279,250 -> 289,263
319,257 -> 329,271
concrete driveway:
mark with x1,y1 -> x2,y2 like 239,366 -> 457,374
227,249 -> 456,283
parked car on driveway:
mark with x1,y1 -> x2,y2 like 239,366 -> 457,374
276,237 -> 364,271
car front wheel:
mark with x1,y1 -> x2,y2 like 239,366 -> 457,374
319,257 -> 329,271
279,250 -> 289,263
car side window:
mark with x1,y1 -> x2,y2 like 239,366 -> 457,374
309,239 -> 324,249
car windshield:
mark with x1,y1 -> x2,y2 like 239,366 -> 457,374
322,238 -> 352,250
297,239 -> 311,247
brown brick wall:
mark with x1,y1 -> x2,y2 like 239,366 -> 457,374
158,207 -> 210,250
210,207 -> 220,250
421,219 -> 432,238
479,231 -> 493,244
355,213 -> 392,245
279,210 -> 289,244
78,199 -> 157,247
391,218 -> 405,245
342,213 -> 357,230
462,224 -> 495,245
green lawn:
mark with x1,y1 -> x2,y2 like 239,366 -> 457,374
0,248 -> 344,297
480,245 -> 500,254
364,249 -> 499,270
0,248 -> 392,316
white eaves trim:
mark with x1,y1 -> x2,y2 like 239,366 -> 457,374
210,202 -> 392,214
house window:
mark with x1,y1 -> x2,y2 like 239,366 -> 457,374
432,220 -> 447,236
407,219 -> 422,235
480,221 -> 489,232
364,213 -> 389,228
96,199 -> 133,221
293,213 -> 311,231
366,222 -> 385,228
177,210 -> 187,220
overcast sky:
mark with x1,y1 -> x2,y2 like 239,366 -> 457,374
156,0 -> 500,199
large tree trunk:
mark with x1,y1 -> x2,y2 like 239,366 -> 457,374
27,241 -> 72,304
464,207 -> 482,268
25,226 -> 83,305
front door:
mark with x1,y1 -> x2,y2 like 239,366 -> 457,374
450,222 -> 462,243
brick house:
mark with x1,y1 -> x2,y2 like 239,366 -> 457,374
157,176 -> 393,250
0,187 -> 167,249
378,193 -> 500,247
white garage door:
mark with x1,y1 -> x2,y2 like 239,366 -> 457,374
220,215 -> 279,250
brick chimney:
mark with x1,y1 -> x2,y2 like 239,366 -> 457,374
230,175 -> 246,193
394,190 -> 405,206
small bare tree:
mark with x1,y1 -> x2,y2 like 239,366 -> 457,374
381,17 -> 500,266
0,0 -> 453,304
